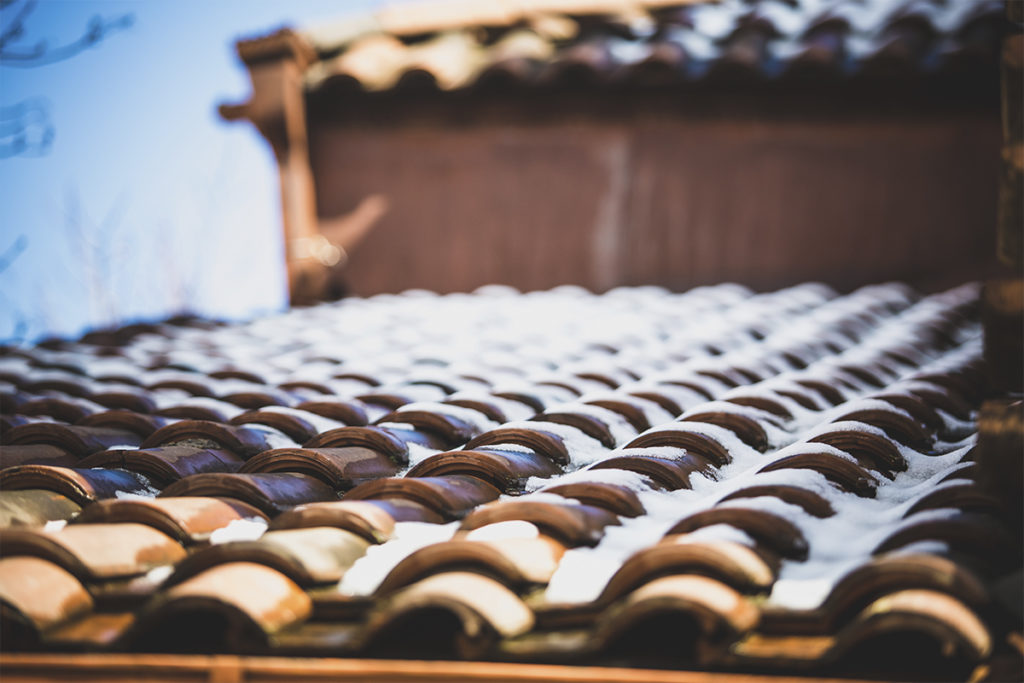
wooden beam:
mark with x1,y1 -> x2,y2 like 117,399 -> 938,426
220,29 -> 326,305
986,11 -> 1023,393
998,33 -> 1023,271
0,654 -> 885,683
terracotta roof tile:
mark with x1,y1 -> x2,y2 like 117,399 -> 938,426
596,574 -> 761,656
130,561 -> 312,652
4,423 -> 144,457
140,420 -> 297,458
77,446 -> 245,487
541,480 -> 646,517
423,445 -> 561,483
374,535 -> 564,595
0,465 -> 159,505
600,538 -> 777,602
0,488 -> 82,527
344,475 -> 501,520
159,472 -> 338,516
239,446 -> 402,489
0,556 -> 94,640
269,500 -> 401,541
226,0 -> 1009,102
0,282 -> 1017,676
461,499 -> 620,547
74,496 -> 267,545
0,523 -> 186,581
76,410 -> 172,437
229,407 -> 348,443
15,396 -> 106,423
363,571 -> 535,657
0,444 -> 79,469
165,526 -> 371,587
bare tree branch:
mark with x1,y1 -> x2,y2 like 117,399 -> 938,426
0,0 -> 35,46
0,0 -> 132,159
0,234 -> 27,273
0,97 -> 53,158
0,0 -> 133,67
0,235 -> 29,343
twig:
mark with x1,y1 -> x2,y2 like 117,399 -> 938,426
0,0 -> 133,67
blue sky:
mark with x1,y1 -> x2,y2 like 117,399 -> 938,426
0,0 -> 389,342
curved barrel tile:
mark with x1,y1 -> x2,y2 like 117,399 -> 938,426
599,538 -> 777,603
529,412 -> 617,449
0,522 -> 186,581
464,428 -> 570,466
809,425 -> 907,478
595,575 -> 760,664
16,396 -> 104,423
131,561 -> 312,653
77,410 -> 171,438
0,489 -> 82,527
303,426 -> 412,466
375,536 -> 564,595
461,500 -> 619,548
759,450 -> 878,497
666,507 -> 809,561
363,571 -> 534,658
159,473 -> 338,516
872,511 -> 1019,569
74,496 -> 268,545
820,553 -> 989,629
584,399 -> 651,433
5,423 -> 143,457
0,465 -> 157,506
624,426 -> 733,466
679,411 -> 771,451
717,484 -> 835,518
589,451 -> 715,491
902,481 -> 1007,519
407,449 -> 560,492
294,400 -> 370,427
230,408 -> 347,444
541,481 -> 645,517
0,556 -> 94,640
0,444 -> 78,470
829,590 -> 991,670
239,447 -> 400,490
78,446 -> 245,487
165,526 -> 370,587
269,500 -> 404,541
830,407 -> 933,451
140,420 -> 293,460
375,409 -> 481,449
343,475 -> 500,520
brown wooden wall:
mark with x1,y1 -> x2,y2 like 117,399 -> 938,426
308,89 -> 1001,296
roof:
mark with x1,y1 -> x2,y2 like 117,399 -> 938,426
241,0 -> 1007,96
0,282 -> 1019,678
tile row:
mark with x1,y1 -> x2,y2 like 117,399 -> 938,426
297,0 -> 1005,96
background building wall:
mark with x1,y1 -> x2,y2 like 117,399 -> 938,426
310,91 -> 1000,296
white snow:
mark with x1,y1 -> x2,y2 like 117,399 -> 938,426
465,520 -> 540,541
338,521 -> 459,596
209,517 -> 269,544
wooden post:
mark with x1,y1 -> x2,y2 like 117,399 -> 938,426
985,9 -> 1024,394
220,30 -> 326,305
998,24 -> 1023,271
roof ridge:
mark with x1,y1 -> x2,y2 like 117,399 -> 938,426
297,0 -> 710,52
